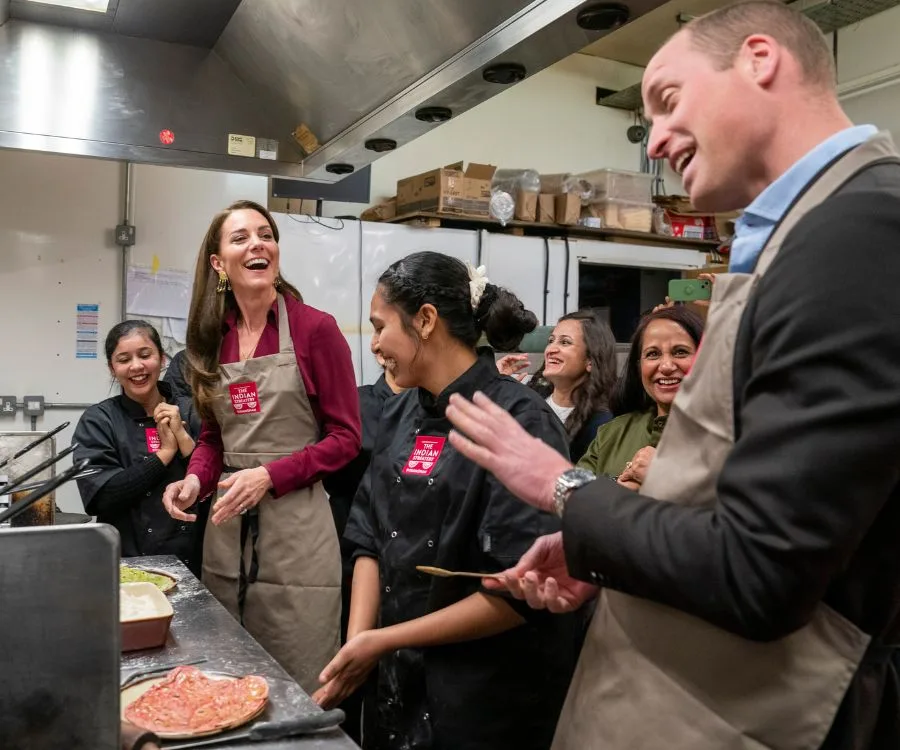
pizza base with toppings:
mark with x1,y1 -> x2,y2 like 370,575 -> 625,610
122,666 -> 269,738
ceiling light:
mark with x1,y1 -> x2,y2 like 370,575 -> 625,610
415,107 -> 453,123
576,3 -> 630,31
482,63 -> 527,85
364,138 -> 397,153
325,163 -> 355,175
25,0 -> 111,12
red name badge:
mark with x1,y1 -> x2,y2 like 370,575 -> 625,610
229,382 -> 261,414
402,436 -> 446,476
145,427 -> 160,454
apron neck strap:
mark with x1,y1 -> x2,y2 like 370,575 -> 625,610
755,131 -> 900,278
276,293 -> 294,355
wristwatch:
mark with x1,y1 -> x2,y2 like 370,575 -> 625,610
553,467 -> 597,518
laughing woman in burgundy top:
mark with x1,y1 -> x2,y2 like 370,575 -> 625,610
162,199 -> 361,692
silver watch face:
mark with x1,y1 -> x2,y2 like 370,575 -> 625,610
560,468 -> 596,489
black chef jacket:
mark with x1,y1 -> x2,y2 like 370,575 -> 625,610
324,374 -> 396,549
162,349 -> 191,401
73,381 -> 204,574
344,351 -> 579,750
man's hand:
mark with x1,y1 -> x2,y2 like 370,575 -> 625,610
312,630 -> 386,709
483,532 -> 598,613
211,467 -> 273,525
162,474 -> 201,522
446,391 -> 572,513
617,446 -> 656,489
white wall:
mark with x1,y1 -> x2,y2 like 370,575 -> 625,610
130,164 -> 267,273
326,54 -> 681,216
0,150 -> 122,512
837,5 -> 900,136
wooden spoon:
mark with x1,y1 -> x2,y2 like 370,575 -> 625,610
416,565 -> 505,580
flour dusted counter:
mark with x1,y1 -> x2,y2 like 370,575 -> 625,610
121,556 -> 359,750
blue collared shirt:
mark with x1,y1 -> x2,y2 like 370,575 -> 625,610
729,125 -> 878,273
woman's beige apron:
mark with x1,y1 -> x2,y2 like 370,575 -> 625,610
553,133 -> 898,750
202,294 -> 341,694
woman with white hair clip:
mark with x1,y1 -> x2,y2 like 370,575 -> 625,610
314,252 -> 579,750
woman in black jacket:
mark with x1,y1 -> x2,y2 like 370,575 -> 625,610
314,252 -> 579,750
73,321 -> 203,574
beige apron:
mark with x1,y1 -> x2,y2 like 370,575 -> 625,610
553,133 -> 899,750
202,294 -> 341,694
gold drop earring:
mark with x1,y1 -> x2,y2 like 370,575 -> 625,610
216,271 -> 231,293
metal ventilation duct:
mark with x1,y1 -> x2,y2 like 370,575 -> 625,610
0,0 -> 673,183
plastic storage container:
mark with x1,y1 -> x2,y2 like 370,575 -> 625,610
576,168 -> 653,203
120,581 -> 174,651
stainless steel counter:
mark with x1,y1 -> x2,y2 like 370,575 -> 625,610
121,556 -> 359,749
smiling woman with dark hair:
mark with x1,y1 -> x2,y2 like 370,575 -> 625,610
315,251 -> 579,750
73,320 -> 203,574
161,199 -> 360,694
528,309 -> 618,461
578,305 -> 704,478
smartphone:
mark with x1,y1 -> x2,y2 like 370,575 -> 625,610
668,278 -> 712,302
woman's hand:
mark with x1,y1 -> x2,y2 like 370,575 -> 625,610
617,446 -> 656,489
312,630 -> 387,709
162,474 -> 202,522
496,354 -> 530,382
154,402 -> 183,434
653,272 -> 718,316
155,418 -> 178,465
155,402 -> 194,457
210,467 -> 273,525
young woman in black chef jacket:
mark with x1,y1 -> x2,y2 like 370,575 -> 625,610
314,252 -> 579,750
73,321 -> 204,574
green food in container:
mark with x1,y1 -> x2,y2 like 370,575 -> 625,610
120,566 -> 176,592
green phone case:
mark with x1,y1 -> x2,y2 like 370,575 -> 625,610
668,278 -> 712,302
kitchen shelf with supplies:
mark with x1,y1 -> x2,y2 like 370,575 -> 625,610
385,211 -> 721,252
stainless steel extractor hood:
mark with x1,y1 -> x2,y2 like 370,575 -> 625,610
0,0 -> 674,183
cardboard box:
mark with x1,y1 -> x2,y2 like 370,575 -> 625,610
515,192 -> 538,222
396,162 -> 496,217
291,123 -> 320,156
666,211 -> 718,240
654,195 -> 740,242
585,200 -> 653,232
556,193 -> 580,225
267,196 -> 314,215
537,194 -> 556,224
360,197 -> 397,222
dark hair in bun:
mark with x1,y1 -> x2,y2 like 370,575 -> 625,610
377,251 -> 537,351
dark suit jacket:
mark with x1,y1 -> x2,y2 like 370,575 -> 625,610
564,164 -> 900,747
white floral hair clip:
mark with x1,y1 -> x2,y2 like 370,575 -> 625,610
466,261 -> 489,311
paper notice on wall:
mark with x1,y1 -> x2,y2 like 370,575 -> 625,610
256,138 -> 279,161
126,265 -> 192,320
76,303 -> 99,359
228,133 -> 256,157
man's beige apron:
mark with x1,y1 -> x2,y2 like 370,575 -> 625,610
553,133 -> 898,750
202,294 -> 341,694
